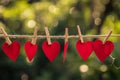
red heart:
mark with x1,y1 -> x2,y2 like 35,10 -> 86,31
93,40 -> 114,62
24,41 -> 38,62
76,40 -> 93,61
2,41 -> 20,61
63,42 -> 68,62
42,41 -> 60,62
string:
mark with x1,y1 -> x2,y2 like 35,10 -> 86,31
0,34 -> 120,39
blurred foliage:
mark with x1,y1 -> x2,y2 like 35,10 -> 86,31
0,0 -> 120,80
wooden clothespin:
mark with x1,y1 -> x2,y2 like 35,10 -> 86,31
77,25 -> 84,43
44,27 -> 52,45
63,28 -> 69,63
103,30 -> 112,44
0,27 -> 12,45
103,30 -> 115,65
65,28 -> 68,43
31,27 -> 38,45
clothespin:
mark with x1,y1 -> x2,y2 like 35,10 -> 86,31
103,30 -> 112,44
44,27 -> 52,45
65,28 -> 68,43
77,25 -> 84,43
63,28 -> 69,63
31,27 -> 38,45
103,30 -> 115,66
0,27 -> 12,45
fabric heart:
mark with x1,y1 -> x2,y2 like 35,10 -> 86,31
2,41 -> 20,61
63,42 -> 68,62
24,41 -> 38,62
76,40 -> 93,61
93,40 -> 114,62
42,41 -> 60,62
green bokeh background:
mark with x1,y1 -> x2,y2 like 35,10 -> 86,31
0,0 -> 120,80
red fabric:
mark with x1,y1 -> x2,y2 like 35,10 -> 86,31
42,41 -> 60,62
76,40 -> 93,61
2,41 -> 20,61
24,41 -> 38,61
63,42 -> 68,62
93,40 -> 114,62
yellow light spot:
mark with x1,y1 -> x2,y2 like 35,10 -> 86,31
100,65 -> 108,72
79,64 -> 89,73
69,7 -> 75,14
0,6 -> 4,13
95,18 -> 101,25
27,20 -> 36,28
49,5 -> 57,13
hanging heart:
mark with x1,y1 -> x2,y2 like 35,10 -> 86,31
42,41 -> 60,62
93,40 -> 114,62
2,41 -> 21,61
76,40 -> 93,61
63,42 -> 68,62
24,41 -> 38,62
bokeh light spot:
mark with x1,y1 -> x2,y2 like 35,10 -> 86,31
49,5 -> 57,13
69,7 -> 75,14
95,18 -> 101,25
0,6 -> 4,13
79,64 -> 89,73
100,65 -> 108,72
27,20 -> 36,28
21,73 -> 29,80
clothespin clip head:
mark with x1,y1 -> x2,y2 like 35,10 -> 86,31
44,27 -> 52,45
63,28 -> 69,63
77,25 -> 84,43
0,27 -> 12,45
65,28 -> 68,43
31,27 -> 38,45
103,30 -> 112,44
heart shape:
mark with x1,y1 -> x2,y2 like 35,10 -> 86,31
24,41 -> 38,61
63,42 -> 68,62
42,41 -> 60,62
76,40 -> 93,61
93,40 -> 114,62
2,41 -> 20,61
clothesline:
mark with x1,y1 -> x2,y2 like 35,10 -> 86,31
0,26 -> 119,69
0,34 -> 120,39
